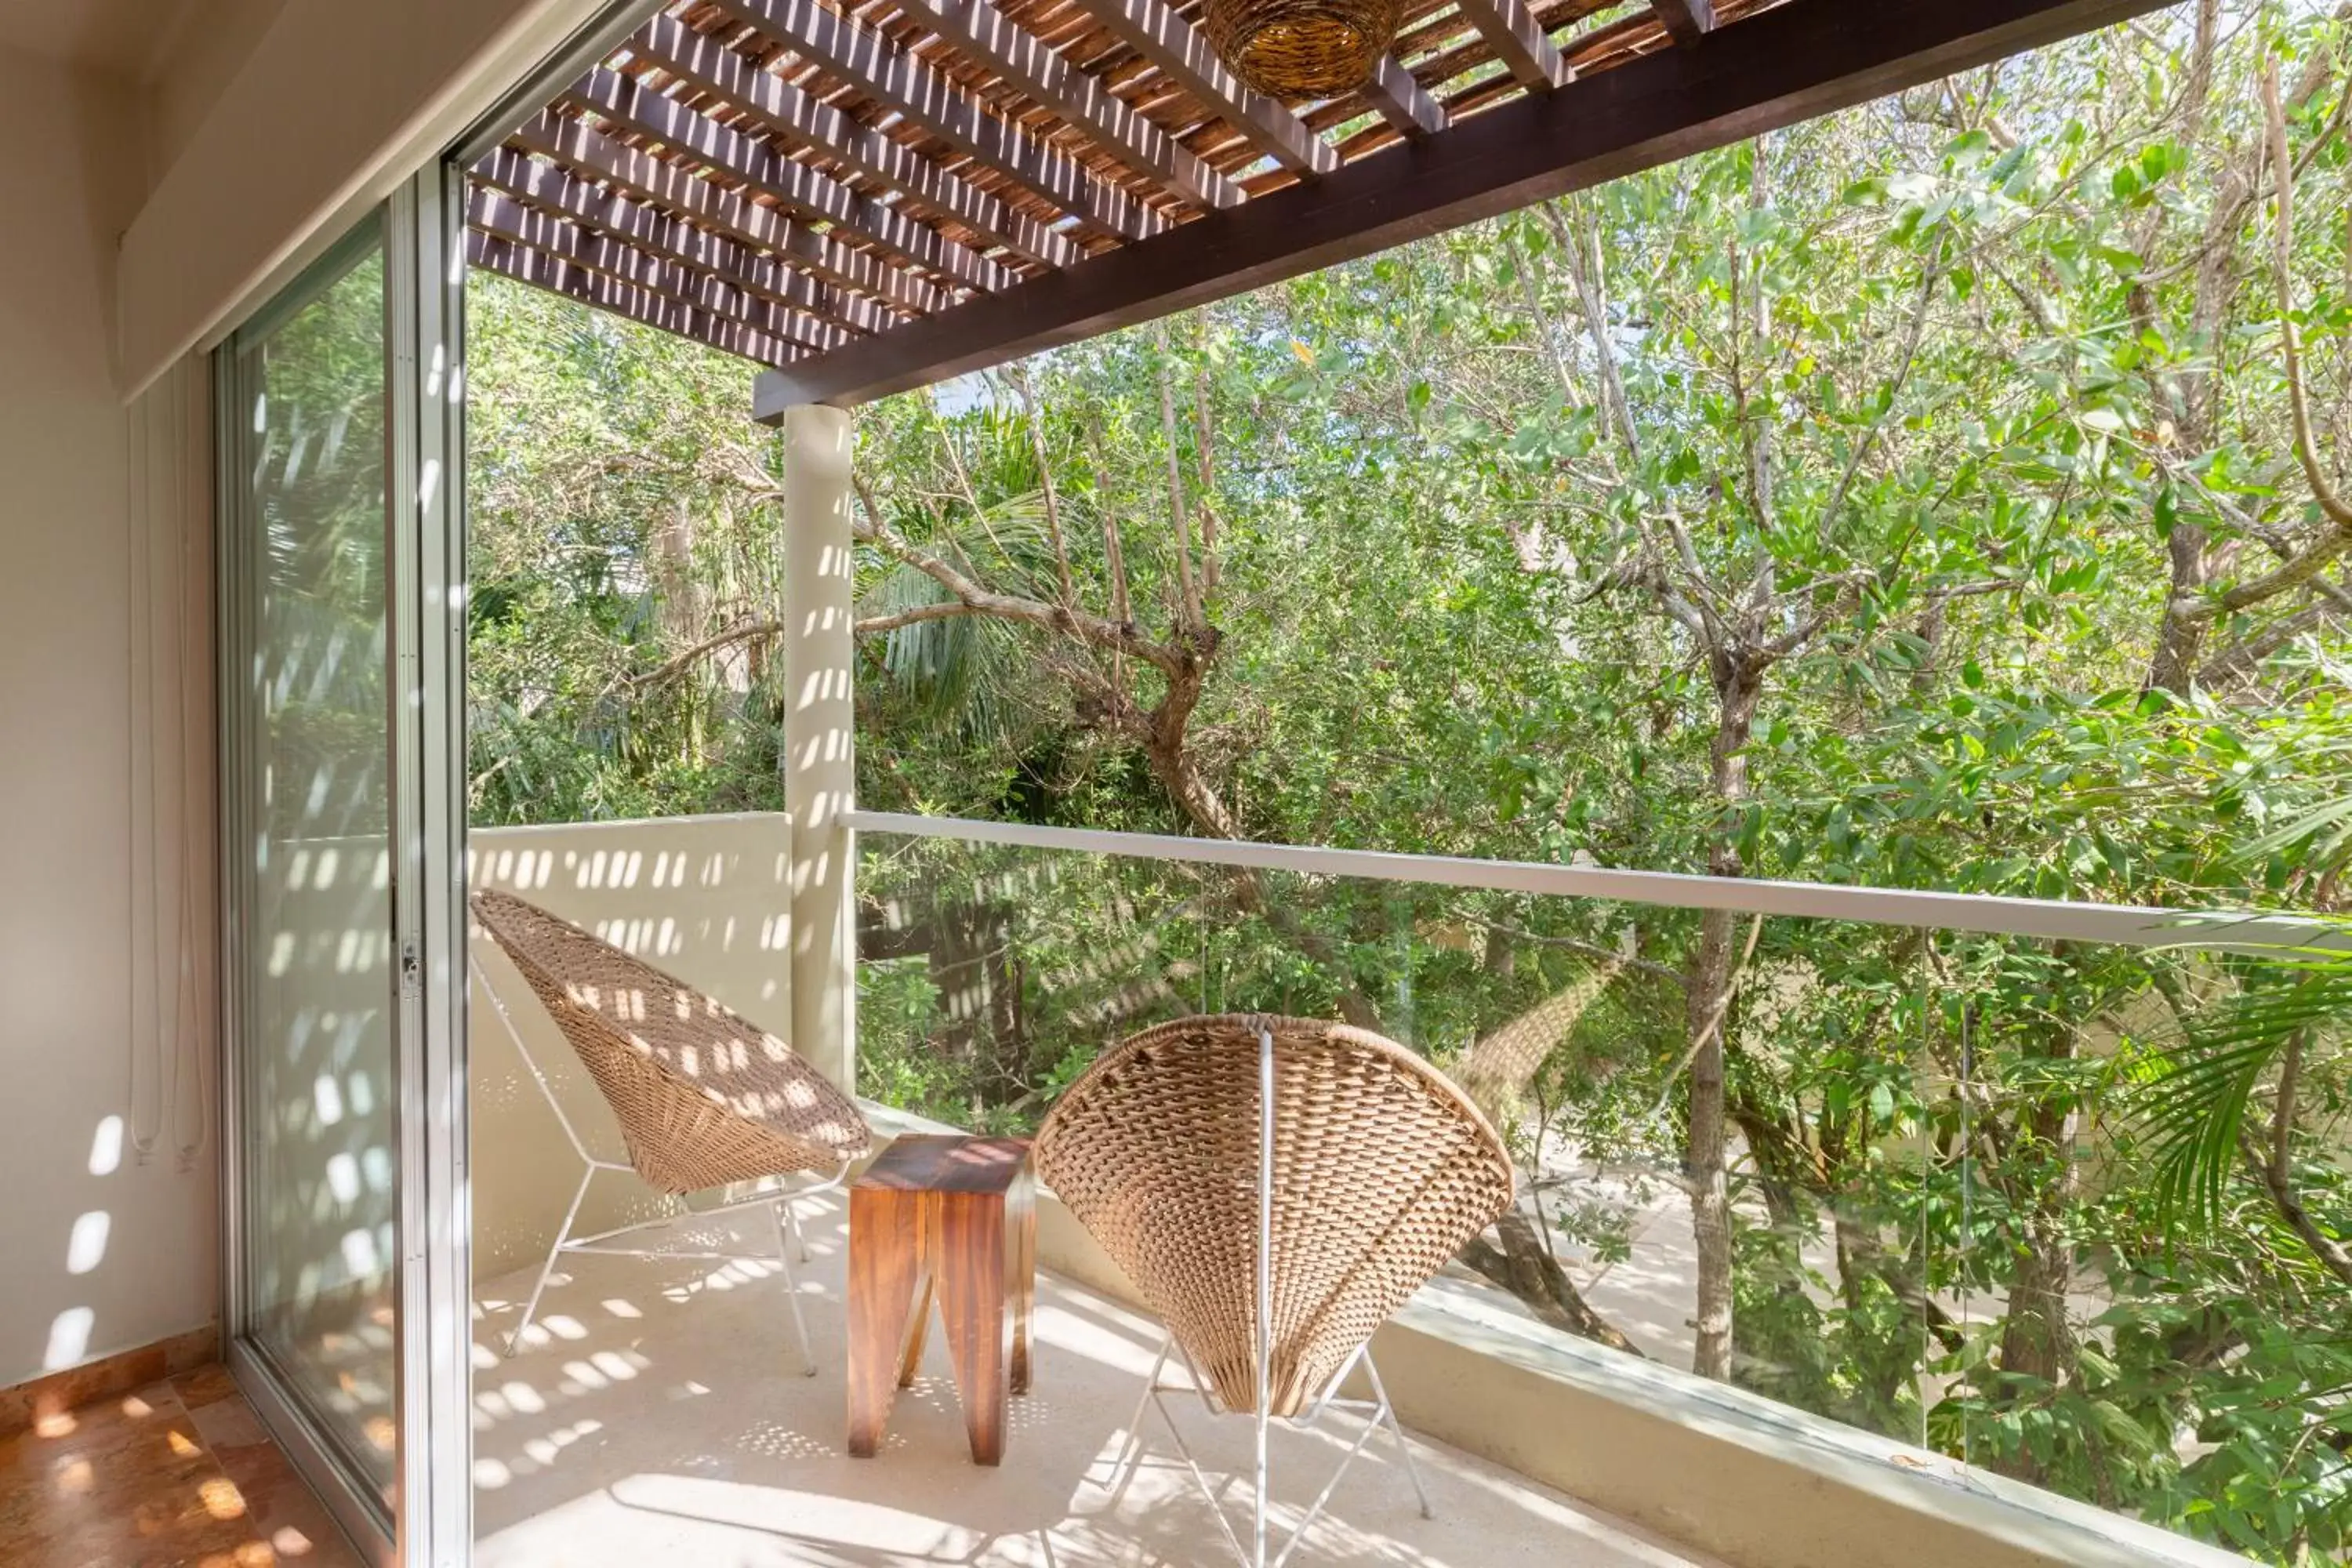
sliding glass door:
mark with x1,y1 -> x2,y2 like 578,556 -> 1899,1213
220,169 -> 471,1568
222,219 -> 399,1512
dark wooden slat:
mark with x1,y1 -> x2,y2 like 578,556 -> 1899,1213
471,147 -> 895,336
1361,55 -> 1449,137
1058,0 -> 1339,176
510,111 -> 946,315
756,0 -> 2173,412
895,0 -> 1242,209
1455,0 -> 1571,89
508,112 -> 939,317
467,188 -> 848,352
564,67 -> 1013,294
630,15 -> 1081,269
1655,0 -> 1716,46
704,0 -> 1165,242
471,231 -> 800,368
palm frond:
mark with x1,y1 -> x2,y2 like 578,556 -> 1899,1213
2136,962 -> 2352,1238
859,488 -> 1076,745
2241,792 -> 2352,868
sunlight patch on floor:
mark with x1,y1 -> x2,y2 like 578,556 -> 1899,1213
470,1196 -> 1714,1568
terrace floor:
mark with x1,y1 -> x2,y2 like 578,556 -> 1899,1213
469,1193 -> 1716,1568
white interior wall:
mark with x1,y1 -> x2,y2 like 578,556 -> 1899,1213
0,47 -> 218,1391
117,0 -> 613,397
143,0 -> 291,186
0,0 -> 626,1396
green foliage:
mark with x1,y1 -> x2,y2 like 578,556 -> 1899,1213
469,5 -> 2352,1559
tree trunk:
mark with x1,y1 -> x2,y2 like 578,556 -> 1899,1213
2140,0 -> 2237,699
2147,526 -> 2216,696
928,899 -> 1014,1072
1992,1017 -> 2082,1486
1459,1209 -> 1647,1356
651,497 -> 710,758
1686,662 -> 1762,1382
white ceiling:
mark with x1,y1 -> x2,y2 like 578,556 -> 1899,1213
0,0 -> 214,82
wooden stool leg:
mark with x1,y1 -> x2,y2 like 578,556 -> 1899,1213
1011,1182 -> 1036,1396
935,1191 -> 1010,1465
898,1272 -> 935,1390
848,1186 -> 921,1458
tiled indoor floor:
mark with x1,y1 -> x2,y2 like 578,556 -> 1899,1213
0,1363 -> 365,1568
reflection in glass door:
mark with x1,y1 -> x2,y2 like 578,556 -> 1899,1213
221,222 -> 400,1517
221,169 -> 473,1568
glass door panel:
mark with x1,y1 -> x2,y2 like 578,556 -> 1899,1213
224,225 -> 398,1505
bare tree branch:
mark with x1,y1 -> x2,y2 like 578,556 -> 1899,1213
1156,335 -> 1207,636
1468,916 -> 1690,987
848,477 -> 1184,676
2244,1022 -> 2352,1290
1543,198 -> 1641,465
2269,57 -> 2352,534
2199,599 -> 2344,688
1817,259 -> 1943,545
1194,349 -> 1223,601
1012,365 -> 1077,607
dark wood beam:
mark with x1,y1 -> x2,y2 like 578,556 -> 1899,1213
469,189 -> 849,352
471,147 -> 895,336
564,67 -> 1013,295
1361,56 -> 1449,138
1654,0 -> 1715,46
510,111 -> 942,314
895,0 -> 1242,209
472,231 -> 800,368
1060,0 -> 1339,176
755,0 -> 2172,413
704,0 -> 1166,242
629,15 -> 1080,270
1456,0 -> 1571,89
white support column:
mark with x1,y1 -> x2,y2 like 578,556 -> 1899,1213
781,403 -> 858,1092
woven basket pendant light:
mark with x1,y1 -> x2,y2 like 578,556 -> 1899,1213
1202,0 -> 1404,96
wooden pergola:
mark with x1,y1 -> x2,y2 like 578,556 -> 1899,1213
466,0 -> 2169,409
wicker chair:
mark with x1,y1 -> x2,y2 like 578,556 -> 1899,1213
469,888 -> 871,1368
1036,1014 -> 1513,1566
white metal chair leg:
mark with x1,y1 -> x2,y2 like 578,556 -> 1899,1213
1102,1335 -> 1172,1501
1365,1353 -> 1432,1519
475,951 -> 851,1373
504,1165 -> 593,1358
1270,1401 -> 1386,1568
1107,1332 -> 1433,1563
783,1195 -> 810,1262
768,1198 -> 817,1377
1254,1025 -> 1275,1568
1149,1384 -> 1254,1568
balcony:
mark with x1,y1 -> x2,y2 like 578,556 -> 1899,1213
468,1183 -> 1701,1567
464,812 -> 2293,1568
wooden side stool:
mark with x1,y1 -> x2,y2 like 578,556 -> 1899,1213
846,1134 -> 1036,1465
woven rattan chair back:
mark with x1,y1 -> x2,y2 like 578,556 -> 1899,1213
1036,1013 -> 1513,1417
470,888 -> 869,1194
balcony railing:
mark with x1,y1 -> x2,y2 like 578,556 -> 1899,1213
470,810 -> 2338,1568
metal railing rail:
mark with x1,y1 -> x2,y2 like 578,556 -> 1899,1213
847,809 -> 2346,956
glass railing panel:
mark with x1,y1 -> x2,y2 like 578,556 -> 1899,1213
855,826 -> 2350,1564
1924,930 -> 2352,1559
